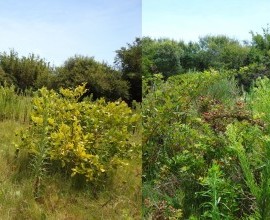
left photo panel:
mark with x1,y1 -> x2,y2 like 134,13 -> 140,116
0,0 -> 142,219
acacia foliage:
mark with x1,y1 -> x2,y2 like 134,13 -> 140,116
19,84 -> 140,185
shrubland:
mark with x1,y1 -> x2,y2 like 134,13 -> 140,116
142,69 -> 270,218
0,82 -> 141,219
142,24 -> 270,220
0,37 -> 142,219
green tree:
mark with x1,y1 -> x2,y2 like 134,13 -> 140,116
53,55 -> 129,101
115,38 -> 142,103
248,26 -> 270,67
198,35 -> 249,70
236,26 -> 270,91
142,37 -> 183,78
0,66 -> 14,86
0,50 -> 53,90
180,41 -> 204,71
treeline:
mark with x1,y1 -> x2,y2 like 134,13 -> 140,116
2,27 -> 270,104
0,39 -> 142,104
142,26 -> 270,90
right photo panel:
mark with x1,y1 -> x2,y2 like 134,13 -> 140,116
142,0 -> 270,219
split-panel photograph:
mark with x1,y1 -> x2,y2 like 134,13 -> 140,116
0,0 -> 270,219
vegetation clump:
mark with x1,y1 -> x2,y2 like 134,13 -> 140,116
142,26 -> 270,219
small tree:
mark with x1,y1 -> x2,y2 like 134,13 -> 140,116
53,55 -> 129,101
115,38 -> 142,103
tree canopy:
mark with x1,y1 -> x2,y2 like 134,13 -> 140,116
52,55 -> 130,101
115,38 -> 142,103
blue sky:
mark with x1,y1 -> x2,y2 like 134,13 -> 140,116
0,0 -> 141,66
143,0 -> 270,43
2,1 -> 268,67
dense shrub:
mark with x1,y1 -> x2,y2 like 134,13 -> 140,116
142,70 -> 270,219
18,84 -> 140,192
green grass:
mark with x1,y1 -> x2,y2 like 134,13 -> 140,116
0,120 -> 141,219
0,85 -> 32,123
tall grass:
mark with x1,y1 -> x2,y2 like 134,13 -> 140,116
198,162 -> 238,219
0,121 -> 141,219
227,123 -> 270,219
204,76 -> 240,107
0,84 -> 32,123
